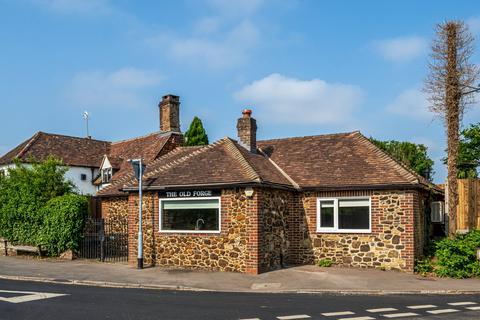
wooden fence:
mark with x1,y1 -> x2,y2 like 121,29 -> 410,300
456,179 -> 480,231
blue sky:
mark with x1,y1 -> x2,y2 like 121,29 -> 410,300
1,0 -> 480,183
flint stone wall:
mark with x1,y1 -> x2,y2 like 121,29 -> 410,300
127,188 -> 259,273
299,190 -> 420,271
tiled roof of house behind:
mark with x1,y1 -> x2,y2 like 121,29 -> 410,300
110,132 -> 174,163
0,132 -> 110,167
257,131 -> 423,189
106,132 -> 180,183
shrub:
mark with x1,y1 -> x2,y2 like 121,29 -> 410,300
414,258 -> 434,276
0,157 -> 74,245
40,194 -> 88,256
318,259 -> 333,267
434,230 -> 480,278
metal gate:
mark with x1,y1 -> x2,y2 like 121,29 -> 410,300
79,217 -> 128,262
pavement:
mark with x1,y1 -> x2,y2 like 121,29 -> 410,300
1,255 -> 480,294
1,278 -> 480,320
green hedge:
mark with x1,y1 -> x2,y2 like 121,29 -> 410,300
435,230 -> 480,278
0,158 -> 87,256
40,194 -> 88,256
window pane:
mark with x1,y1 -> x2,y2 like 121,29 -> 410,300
161,199 -> 220,231
338,201 -> 369,230
320,206 -> 334,228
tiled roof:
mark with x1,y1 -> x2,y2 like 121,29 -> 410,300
257,131 -> 423,189
110,132 -> 173,163
0,132 -> 110,167
97,137 -> 293,196
0,131 -> 181,180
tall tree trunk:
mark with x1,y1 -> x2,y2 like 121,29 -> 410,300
446,23 -> 461,236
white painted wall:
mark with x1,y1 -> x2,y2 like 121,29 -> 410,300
0,164 -> 99,195
64,166 -> 99,195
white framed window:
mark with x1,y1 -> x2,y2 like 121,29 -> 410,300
431,201 -> 445,223
159,197 -> 221,234
317,197 -> 371,233
101,167 -> 112,183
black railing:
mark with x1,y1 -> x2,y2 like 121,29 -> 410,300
79,218 -> 128,262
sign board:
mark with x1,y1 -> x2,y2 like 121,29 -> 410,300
159,190 -> 220,198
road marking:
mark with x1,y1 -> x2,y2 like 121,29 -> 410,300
0,290 -> 67,304
339,317 -> 375,320
382,312 -> 419,318
276,315 -> 311,320
239,318 -> 261,320
427,309 -> 459,314
466,306 -> 480,310
448,301 -> 477,306
322,311 -> 355,316
367,308 -> 397,313
407,304 -> 437,309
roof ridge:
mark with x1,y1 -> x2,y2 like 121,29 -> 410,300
257,147 -> 299,189
33,131 -> 111,143
258,131 -> 358,143
351,132 -> 419,184
111,131 -> 177,145
16,132 -> 42,159
223,138 -> 262,183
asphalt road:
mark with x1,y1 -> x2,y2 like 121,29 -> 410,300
0,279 -> 480,320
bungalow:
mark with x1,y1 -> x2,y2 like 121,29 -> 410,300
97,95 -> 443,274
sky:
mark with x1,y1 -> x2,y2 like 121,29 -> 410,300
1,0 -> 480,183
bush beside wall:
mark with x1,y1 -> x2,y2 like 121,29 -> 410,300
435,230 -> 480,278
40,194 -> 88,256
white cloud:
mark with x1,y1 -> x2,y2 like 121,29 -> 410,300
467,16 -> 480,34
234,73 -> 364,125
149,20 -> 260,69
66,67 -> 162,109
30,0 -> 113,14
386,88 -> 433,120
373,36 -> 428,62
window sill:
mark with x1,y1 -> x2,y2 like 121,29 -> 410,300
316,229 -> 372,234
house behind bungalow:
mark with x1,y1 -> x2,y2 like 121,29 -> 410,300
0,95 -> 183,195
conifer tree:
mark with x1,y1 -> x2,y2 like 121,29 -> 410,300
184,116 -> 209,146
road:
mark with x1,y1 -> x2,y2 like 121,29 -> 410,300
0,279 -> 479,320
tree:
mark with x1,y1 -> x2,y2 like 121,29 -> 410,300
0,156 -> 74,244
184,116 -> 209,146
370,138 -> 434,180
457,123 -> 480,178
424,21 -> 479,236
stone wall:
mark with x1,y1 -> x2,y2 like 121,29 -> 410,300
127,188 -> 261,273
108,186 -> 427,273
299,190 -> 420,271
101,196 -> 129,233
258,189 -> 295,272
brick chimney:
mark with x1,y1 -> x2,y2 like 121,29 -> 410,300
237,109 -> 257,153
159,94 -> 181,133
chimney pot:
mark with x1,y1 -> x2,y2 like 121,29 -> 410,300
242,109 -> 252,118
159,94 -> 181,133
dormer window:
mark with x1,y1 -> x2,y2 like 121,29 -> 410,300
102,167 -> 112,184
